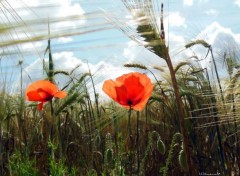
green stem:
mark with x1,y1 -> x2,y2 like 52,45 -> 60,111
47,100 -> 54,175
158,4 -> 192,174
113,114 -> 119,158
0,124 -> 2,176
163,48 -> 192,175
128,108 -> 132,136
127,108 -> 133,176
5,114 -> 12,176
50,100 -> 54,158
205,66 -> 227,175
87,62 -> 100,118
58,114 -> 63,158
136,111 -> 140,176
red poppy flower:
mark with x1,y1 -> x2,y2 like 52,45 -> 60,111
26,80 -> 67,110
102,72 -> 153,111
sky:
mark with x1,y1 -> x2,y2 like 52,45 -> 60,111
0,0 -> 240,99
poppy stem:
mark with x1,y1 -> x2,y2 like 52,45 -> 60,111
127,107 -> 133,176
136,111 -> 140,176
128,107 -> 132,136
49,100 -> 63,158
48,100 -> 54,176
50,100 -> 54,158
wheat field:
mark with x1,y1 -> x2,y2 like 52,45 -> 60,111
0,0 -> 239,176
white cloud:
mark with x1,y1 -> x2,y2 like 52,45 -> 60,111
1,0 -> 85,26
0,0 -> 85,46
123,41 -> 167,67
56,37 -> 73,43
167,12 -> 186,27
196,22 -> 237,45
236,33 -> 240,43
168,33 -> 185,44
186,22 -> 240,76
198,0 -> 209,3
234,0 -> 240,7
0,0 -> 86,69
204,9 -> 218,16
22,52 -> 88,84
121,21 -> 240,82
183,0 -> 193,6
167,33 -> 186,56
57,3 -> 84,17
13,0 -> 85,18
123,41 -> 139,62
21,41 -> 44,50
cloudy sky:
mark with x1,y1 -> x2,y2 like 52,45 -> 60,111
0,0 -> 239,98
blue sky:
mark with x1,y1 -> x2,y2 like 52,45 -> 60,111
0,0 -> 240,95
170,0 -> 240,35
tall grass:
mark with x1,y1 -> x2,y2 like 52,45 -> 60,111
0,1 -> 239,176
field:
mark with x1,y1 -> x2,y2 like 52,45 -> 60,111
0,0 -> 239,176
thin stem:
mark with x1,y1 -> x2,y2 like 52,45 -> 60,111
205,53 -> 227,175
128,107 -> 132,136
87,62 -> 100,118
113,114 -> 119,158
127,107 -> 133,176
136,111 -> 140,176
58,113 -> 63,158
159,4 -> 192,174
47,100 -> 56,176
5,114 -> 12,176
50,100 -> 54,157
207,79 -> 227,175
0,124 -> 2,176
164,47 -> 193,175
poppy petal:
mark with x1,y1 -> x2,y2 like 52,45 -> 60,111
37,80 -> 58,95
115,86 -> 128,106
102,80 -> 118,102
54,91 -> 67,98
138,72 -> 152,85
133,85 -> 153,111
37,102 -> 44,110
37,88 -> 51,100
26,91 -> 45,101
102,72 -> 153,111
26,80 -> 58,97
132,98 -> 149,111
116,73 -> 129,84
123,74 -> 145,101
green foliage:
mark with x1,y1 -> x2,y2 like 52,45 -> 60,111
9,151 -> 39,176
1,1 -> 240,175
48,140 -> 79,176
49,157 -> 67,176
86,169 -> 97,176
160,133 -> 182,176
